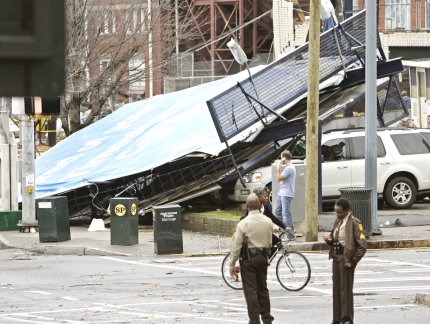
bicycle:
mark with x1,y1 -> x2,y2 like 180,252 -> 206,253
221,230 -> 311,291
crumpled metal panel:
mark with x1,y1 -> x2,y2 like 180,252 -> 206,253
207,10 -> 378,142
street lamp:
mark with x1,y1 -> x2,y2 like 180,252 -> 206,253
227,38 -> 262,116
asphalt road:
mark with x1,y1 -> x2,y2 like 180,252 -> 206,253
1,248 -> 429,323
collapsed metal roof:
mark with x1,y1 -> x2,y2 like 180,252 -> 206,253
36,10 -> 407,218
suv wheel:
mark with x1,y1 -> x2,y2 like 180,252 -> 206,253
384,176 -> 416,209
207,190 -> 223,204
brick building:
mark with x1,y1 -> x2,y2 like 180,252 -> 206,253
350,0 -> 430,59
84,0 -> 166,110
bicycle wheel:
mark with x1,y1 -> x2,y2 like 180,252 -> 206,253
221,253 -> 243,290
276,251 -> 311,291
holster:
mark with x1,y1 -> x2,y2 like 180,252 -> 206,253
240,237 -> 250,261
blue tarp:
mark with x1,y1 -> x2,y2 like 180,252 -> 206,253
35,68 -> 264,198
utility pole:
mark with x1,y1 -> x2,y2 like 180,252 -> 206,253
305,0 -> 320,242
20,112 -> 37,227
365,1 -> 380,235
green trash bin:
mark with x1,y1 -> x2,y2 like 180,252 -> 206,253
338,187 -> 372,235
36,196 -> 70,242
153,205 -> 183,255
110,198 -> 139,246
0,211 -> 22,231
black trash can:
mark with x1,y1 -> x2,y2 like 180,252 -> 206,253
110,198 -> 139,246
37,196 -> 71,242
338,187 -> 372,235
153,205 -> 183,255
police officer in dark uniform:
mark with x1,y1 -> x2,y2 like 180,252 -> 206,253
229,194 -> 278,324
325,198 -> 367,324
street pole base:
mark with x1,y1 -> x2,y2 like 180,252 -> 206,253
18,221 -> 39,233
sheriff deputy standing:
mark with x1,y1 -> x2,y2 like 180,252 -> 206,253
229,193 -> 277,324
325,198 -> 367,324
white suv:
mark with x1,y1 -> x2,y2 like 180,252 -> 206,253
227,128 -> 430,209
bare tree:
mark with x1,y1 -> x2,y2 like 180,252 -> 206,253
62,0 -> 201,136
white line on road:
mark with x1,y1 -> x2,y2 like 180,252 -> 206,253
100,256 -> 219,276
94,302 -> 244,323
313,276 -> 430,284
0,313 -> 83,324
370,257 -> 430,269
0,317 -> 48,324
23,291 -> 51,295
355,303 -> 418,310
302,286 -> 331,294
392,268 -> 430,273
356,286 -> 430,292
61,296 -> 80,301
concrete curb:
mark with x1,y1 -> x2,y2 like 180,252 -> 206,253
0,237 -> 132,257
0,234 -> 14,250
366,239 -> 430,249
25,246 -> 132,256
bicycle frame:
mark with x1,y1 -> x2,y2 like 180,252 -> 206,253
268,230 -> 291,265
222,229 -> 311,291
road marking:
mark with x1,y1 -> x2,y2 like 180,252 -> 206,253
24,291 -> 51,295
371,257 -> 430,268
0,316 -> 50,323
100,256 -> 219,275
94,302 -> 244,322
358,263 -> 391,267
302,286 -> 331,294
61,296 -> 80,301
355,303 -> 418,309
94,300 -> 220,307
356,286 -> 430,292
392,268 -> 430,273
313,276 -> 430,284
0,313 -> 83,323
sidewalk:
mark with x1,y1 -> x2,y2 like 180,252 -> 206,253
1,222 -> 430,257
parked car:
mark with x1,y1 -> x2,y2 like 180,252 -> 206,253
227,128 -> 430,209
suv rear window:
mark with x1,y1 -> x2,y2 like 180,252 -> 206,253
391,133 -> 430,155
349,136 -> 386,159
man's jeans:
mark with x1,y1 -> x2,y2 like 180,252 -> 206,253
275,196 -> 294,230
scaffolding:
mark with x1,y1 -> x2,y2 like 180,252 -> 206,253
185,0 -> 273,76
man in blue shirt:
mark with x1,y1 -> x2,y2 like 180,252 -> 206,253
274,150 -> 296,239
402,91 -> 411,109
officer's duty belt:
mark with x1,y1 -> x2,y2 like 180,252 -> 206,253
248,247 -> 268,257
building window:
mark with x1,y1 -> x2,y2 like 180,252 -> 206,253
129,55 -> 145,90
98,10 -> 116,35
385,0 -> 411,30
100,57 -> 110,74
126,9 -> 147,34
100,57 -> 115,86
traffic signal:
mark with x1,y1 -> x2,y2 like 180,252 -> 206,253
0,0 -> 65,97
